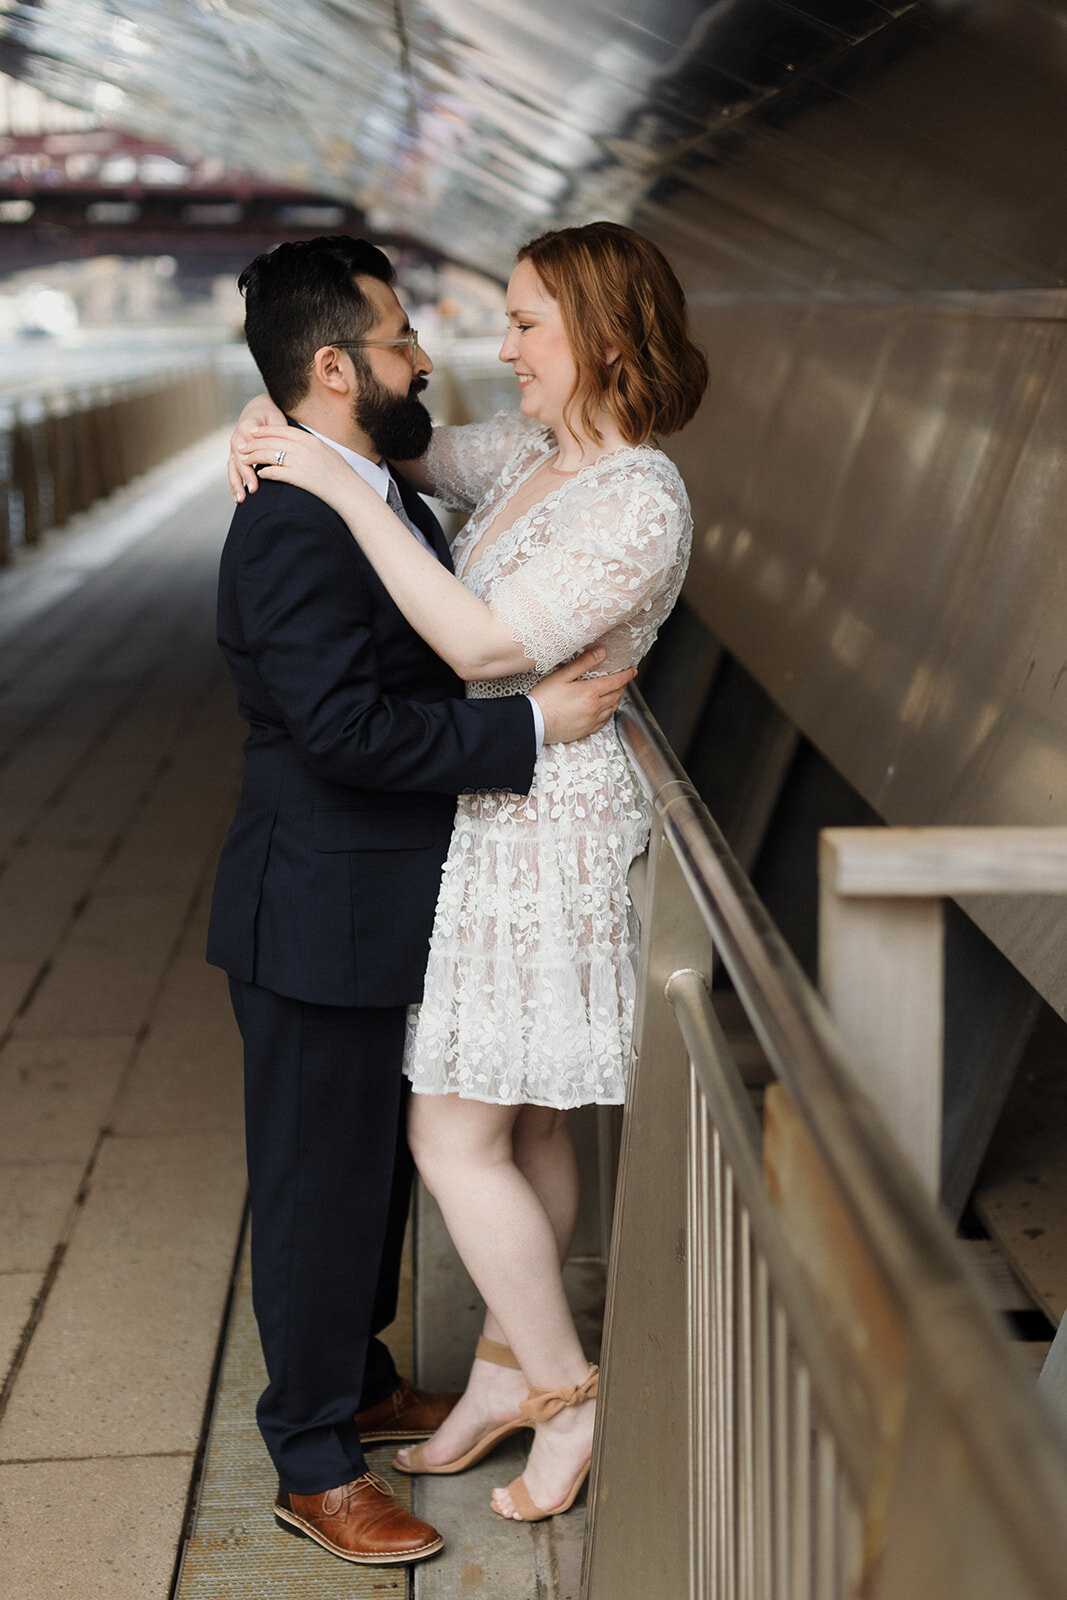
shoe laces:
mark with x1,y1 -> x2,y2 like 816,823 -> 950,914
359,1470 -> 393,1497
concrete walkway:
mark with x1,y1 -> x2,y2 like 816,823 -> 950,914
0,436 -> 248,1597
0,441 -> 607,1599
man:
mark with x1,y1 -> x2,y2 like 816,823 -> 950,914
207,236 -> 632,1567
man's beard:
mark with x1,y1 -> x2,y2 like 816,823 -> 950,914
354,371 -> 434,459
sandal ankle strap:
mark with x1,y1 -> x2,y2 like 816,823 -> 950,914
475,1335 -> 522,1370
519,1364 -> 599,1424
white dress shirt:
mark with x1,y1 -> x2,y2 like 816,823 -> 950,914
308,428 -> 435,552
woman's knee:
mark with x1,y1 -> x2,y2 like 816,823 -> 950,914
407,1095 -> 516,1191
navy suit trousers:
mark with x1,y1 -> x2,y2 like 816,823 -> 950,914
229,977 -> 413,1493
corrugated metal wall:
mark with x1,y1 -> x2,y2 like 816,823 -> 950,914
635,0 -> 1067,1013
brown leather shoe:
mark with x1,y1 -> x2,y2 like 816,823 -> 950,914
354,1378 -> 461,1443
274,1472 -> 443,1565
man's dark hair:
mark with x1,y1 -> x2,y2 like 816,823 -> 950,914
237,236 -> 394,411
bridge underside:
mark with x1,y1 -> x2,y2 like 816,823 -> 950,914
0,191 -> 374,274
0,1 -> 989,284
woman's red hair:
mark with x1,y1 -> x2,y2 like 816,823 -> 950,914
516,221 -> 707,445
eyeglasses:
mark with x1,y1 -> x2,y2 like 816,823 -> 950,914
330,331 -> 421,359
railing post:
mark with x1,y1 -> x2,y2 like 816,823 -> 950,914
819,869 -> 944,1193
582,801 -> 714,1600
12,403 -> 52,546
0,404 -> 14,565
819,827 -> 1067,1196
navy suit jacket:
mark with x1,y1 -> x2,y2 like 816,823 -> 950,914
206,461 -> 536,1008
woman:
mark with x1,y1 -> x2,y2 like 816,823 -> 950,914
231,221 -> 707,1521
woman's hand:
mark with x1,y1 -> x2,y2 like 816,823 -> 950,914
241,428 -> 533,680
240,427 -> 381,521
228,392 -> 287,501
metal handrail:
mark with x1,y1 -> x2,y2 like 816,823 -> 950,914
0,356 -> 255,562
614,685 -> 1067,1591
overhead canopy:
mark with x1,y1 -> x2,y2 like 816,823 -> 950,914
0,0 -> 925,279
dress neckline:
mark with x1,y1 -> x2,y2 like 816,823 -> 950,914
457,436 -> 660,582
544,438 -> 658,479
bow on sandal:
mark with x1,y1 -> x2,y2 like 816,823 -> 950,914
492,1364 -> 599,1522
394,1336 -> 530,1475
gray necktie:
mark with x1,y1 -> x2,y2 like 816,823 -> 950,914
385,477 -> 427,546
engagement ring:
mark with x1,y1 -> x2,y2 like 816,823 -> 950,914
275,449 -> 287,466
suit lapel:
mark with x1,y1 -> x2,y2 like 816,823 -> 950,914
281,420 -> 454,574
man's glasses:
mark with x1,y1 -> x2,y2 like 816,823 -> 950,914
330,331 -> 421,359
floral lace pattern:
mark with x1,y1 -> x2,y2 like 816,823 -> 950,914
406,413 -> 693,1107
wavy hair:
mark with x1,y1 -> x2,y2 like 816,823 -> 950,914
516,222 -> 707,445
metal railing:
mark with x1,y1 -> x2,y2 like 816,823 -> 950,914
0,352 -> 252,563
582,688 -> 1067,1600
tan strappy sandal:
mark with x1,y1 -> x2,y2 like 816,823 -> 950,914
393,1336 -> 530,1475
492,1363 -> 599,1522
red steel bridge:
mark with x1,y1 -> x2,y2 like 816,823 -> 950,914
0,129 -> 429,273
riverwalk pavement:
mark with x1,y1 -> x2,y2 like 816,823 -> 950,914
0,434 -> 600,1599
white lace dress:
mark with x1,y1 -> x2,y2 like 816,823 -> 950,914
404,411 -> 693,1108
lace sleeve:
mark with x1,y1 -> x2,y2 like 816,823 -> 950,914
425,410 -> 545,512
490,461 -> 690,677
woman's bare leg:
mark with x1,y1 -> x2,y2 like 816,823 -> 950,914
395,1094 -> 595,1510
486,1106 -> 593,1517
397,1105 -> 581,1463
480,1104 -> 579,1347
